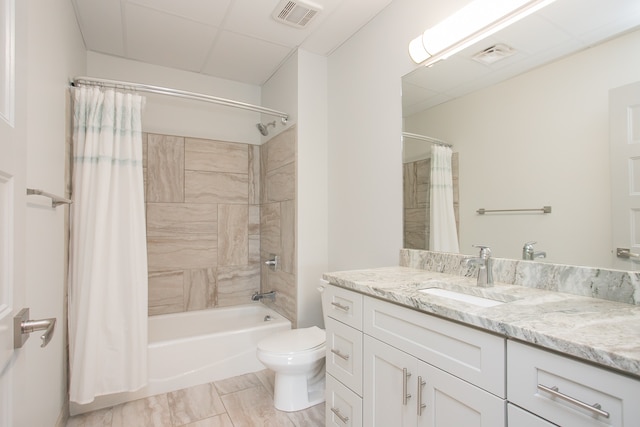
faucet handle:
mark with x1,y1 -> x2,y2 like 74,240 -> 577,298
472,244 -> 491,258
523,241 -> 537,248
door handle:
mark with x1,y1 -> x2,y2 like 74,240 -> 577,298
14,308 -> 57,348
616,248 -> 640,260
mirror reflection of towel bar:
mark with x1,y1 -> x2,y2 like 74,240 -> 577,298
477,206 -> 551,215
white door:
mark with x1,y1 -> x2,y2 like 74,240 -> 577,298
0,0 -> 25,425
610,81 -> 640,270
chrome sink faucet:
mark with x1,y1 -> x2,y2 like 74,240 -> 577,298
465,245 -> 494,287
522,241 -> 546,260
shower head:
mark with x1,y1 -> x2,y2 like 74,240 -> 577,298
257,121 -> 276,136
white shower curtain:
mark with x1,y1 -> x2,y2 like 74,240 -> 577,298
429,144 -> 460,253
68,86 -> 148,404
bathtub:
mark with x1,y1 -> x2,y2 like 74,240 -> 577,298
70,304 -> 291,415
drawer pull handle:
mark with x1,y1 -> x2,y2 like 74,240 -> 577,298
537,384 -> 610,418
417,376 -> 426,416
331,407 -> 350,424
331,348 -> 350,360
331,301 -> 350,312
403,368 -> 412,405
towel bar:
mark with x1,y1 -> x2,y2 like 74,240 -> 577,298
476,206 -> 551,215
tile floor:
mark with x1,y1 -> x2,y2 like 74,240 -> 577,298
66,370 -> 325,427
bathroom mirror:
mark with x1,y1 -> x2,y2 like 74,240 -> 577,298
402,0 -> 640,270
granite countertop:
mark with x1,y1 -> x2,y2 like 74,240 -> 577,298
322,266 -> 640,378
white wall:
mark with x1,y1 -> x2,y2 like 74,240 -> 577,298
296,50 -> 328,328
86,52 -> 263,144
327,0 -> 469,270
405,29 -> 640,267
262,50 -> 329,328
18,0 -> 86,426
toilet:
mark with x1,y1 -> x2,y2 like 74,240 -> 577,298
256,284 -> 329,412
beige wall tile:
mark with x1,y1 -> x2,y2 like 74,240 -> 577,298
147,236 -> 217,271
147,203 -> 217,237
260,202 -> 281,256
248,145 -> 260,204
148,270 -> 184,315
265,162 -> 295,202
248,235 -> 260,265
264,127 -> 295,173
216,265 -> 260,307
185,138 -> 248,173
147,134 -> 184,203
280,200 -> 295,274
248,205 -> 260,235
263,270 -> 296,327
218,204 -> 248,267
185,171 -> 248,204
185,268 -> 216,311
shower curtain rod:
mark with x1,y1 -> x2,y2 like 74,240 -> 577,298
71,76 -> 289,123
402,132 -> 452,148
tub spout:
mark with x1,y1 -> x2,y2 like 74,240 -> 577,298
252,291 -> 276,301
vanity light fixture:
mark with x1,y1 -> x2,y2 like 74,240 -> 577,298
408,0 -> 556,66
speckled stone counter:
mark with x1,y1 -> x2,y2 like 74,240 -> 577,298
322,250 -> 640,378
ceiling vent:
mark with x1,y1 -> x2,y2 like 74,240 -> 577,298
472,44 -> 517,65
272,0 -> 322,29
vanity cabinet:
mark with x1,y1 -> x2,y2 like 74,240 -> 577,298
362,296 -> 506,427
364,335 -> 505,426
324,285 -> 364,427
508,341 -> 640,427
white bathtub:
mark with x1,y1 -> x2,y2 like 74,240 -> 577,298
70,304 -> 291,415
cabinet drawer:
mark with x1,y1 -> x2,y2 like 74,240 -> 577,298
508,341 -> 640,427
326,373 -> 363,427
326,317 -> 363,396
508,404 -> 555,427
325,285 -> 363,330
363,296 -> 505,397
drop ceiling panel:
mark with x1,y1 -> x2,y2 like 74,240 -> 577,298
72,0 -> 124,56
202,31 -> 292,85
302,0 -> 394,55
124,3 -> 218,72
126,0 -> 232,27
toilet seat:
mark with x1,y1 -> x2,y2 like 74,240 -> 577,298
258,326 -> 325,354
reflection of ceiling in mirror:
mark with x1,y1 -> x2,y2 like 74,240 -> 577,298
402,0 -> 640,116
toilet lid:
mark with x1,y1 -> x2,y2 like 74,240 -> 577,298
258,326 -> 326,353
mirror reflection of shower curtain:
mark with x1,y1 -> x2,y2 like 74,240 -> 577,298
68,86 -> 148,404
429,145 -> 460,252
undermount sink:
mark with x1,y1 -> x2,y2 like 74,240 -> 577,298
419,288 -> 505,307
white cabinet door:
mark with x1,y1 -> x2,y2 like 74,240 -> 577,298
419,360 -> 506,427
507,404 -> 555,427
364,335 -> 418,427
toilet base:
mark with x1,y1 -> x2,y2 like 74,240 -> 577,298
273,369 -> 326,412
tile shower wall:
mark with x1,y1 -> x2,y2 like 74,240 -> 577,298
403,153 -> 459,249
260,127 -> 297,326
144,133 -> 262,315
